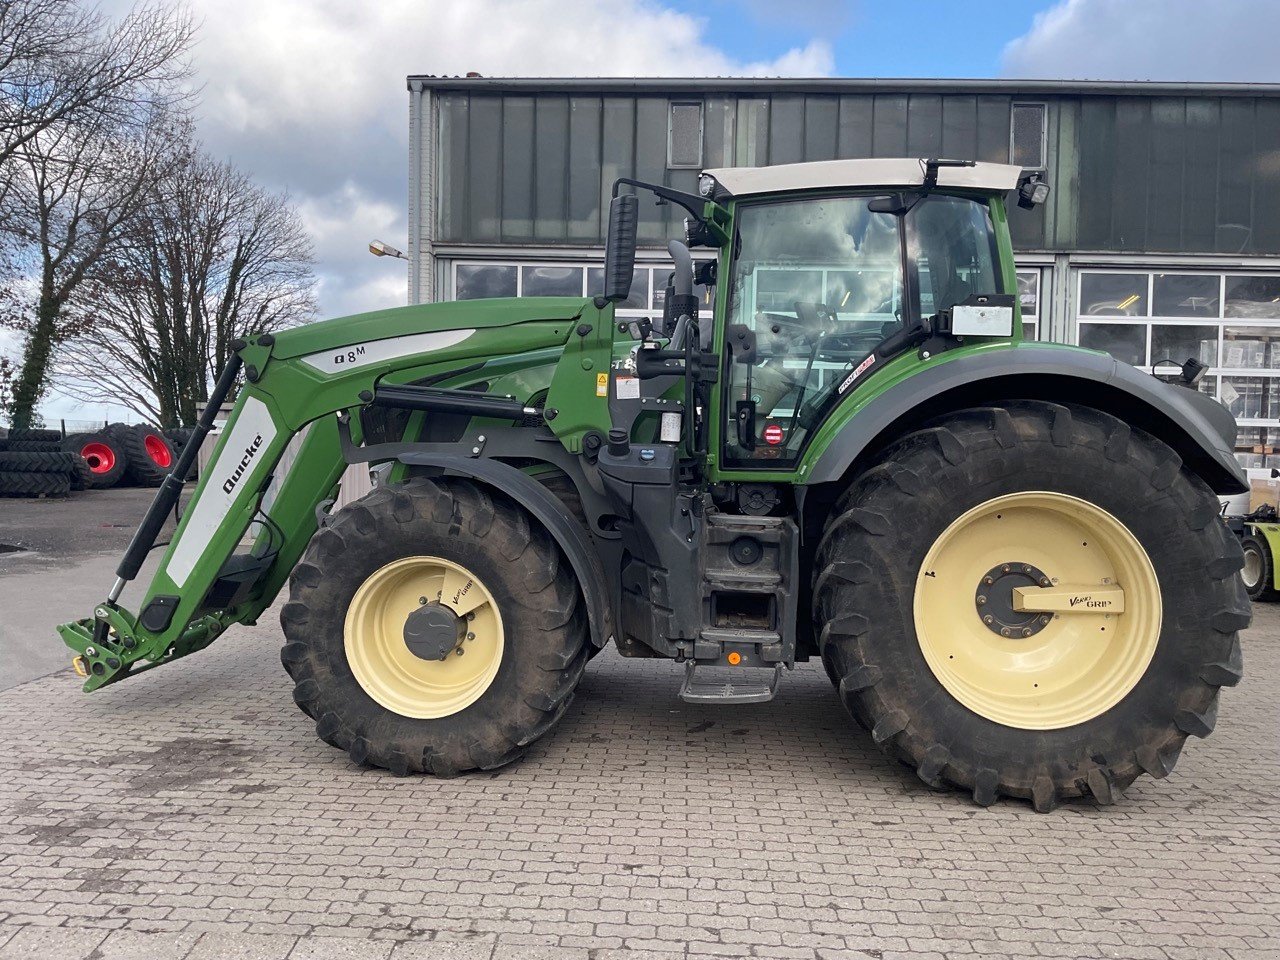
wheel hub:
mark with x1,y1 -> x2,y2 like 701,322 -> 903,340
402,602 -> 465,661
975,562 -> 1052,638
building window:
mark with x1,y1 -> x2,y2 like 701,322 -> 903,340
1076,269 -> 1280,472
1017,268 -> 1047,340
1010,103 -> 1046,170
667,101 -> 704,169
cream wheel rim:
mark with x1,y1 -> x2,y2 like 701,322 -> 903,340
344,556 -> 504,719
913,491 -> 1161,730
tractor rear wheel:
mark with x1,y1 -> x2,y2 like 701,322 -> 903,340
814,401 -> 1248,811
281,477 -> 589,775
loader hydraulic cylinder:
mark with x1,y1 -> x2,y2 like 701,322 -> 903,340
111,354 -> 244,598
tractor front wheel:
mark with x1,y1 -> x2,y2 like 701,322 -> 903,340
814,402 -> 1248,810
1240,534 -> 1277,601
281,477 -> 589,775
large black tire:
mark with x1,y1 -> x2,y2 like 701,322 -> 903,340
164,427 -> 198,480
281,477 -> 590,775
0,451 -> 78,474
0,471 -> 71,497
4,427 -> 61,442
119,423 -> 175,487
1239,534 -> 1278,602
0,439 -> 61,452
814,401 -> 1248,811
70,431 -> 127,489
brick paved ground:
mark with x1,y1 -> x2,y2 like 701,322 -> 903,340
0,601 -> 1276,960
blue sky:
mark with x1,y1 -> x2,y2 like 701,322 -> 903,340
667,0 -> 1053,78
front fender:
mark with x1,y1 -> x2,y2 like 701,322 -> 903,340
803,344 -> 1247,495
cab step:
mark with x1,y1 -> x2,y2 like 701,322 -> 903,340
679,660 -> 783,704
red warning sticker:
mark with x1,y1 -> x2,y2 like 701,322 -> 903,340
763,423 -> 784,445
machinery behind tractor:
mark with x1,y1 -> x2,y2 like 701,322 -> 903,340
58,157 -> 1249,811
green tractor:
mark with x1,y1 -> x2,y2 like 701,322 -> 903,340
58,158 -> 1249,810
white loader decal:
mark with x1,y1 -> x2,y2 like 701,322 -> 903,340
166,397 -> 278,588
300,329 -> 475,374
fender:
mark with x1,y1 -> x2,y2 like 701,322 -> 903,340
394,452 -> 614,649
804,344 -> 1247,495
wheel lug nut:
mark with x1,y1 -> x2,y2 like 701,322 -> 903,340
983,615 -> 994,625
1021,628 -> 1032,637
455,647 -> 465,656
419,596 -> 427,604
1001,565 -> 1010,573
466,632 -> 475,640
984,577 -> 994,585
977,596 -> 987,605
1000,627 -> 1011,637
1039,578 -> 1050,587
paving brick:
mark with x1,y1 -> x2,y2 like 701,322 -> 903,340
0,600 -> 1276,959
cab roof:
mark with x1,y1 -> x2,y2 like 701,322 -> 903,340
703,158 -> 1023,199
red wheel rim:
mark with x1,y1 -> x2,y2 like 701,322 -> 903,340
81,442 -> 115,474
143,433 -> 173,468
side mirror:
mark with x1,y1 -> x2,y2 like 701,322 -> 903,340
603,194 -> 639,302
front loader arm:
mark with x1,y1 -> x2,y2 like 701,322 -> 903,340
58,299 -> 599,690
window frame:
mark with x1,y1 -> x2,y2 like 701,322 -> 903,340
666,100 -> 705,170
1009,101 -> 1048,171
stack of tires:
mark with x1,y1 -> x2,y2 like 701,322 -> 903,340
0,428 -> 80,498
60,423 -> 179,489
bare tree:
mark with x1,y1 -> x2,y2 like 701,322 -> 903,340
0,1 -> 193,220
55,147 -> 316,426
0,2 -> 194,429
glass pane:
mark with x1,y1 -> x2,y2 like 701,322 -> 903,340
1011,103 -> 1045,168
1151,324 -> 1219,367
753,269 -> 825,313
455,264 -> 517,300
588,267 -> 647,308
1017,270 -> 1039,317
909,196 -> 1000,317
521,265 -> 584,297
1222,326 -> 1280,370
1152,274 -> 1219,317
1080,273 -> 1146,317
1080,323 -> 1146,365
1023,321 -> 1039,341
1225,275 -> 1280,319
1221,376 -> 1277,421
724,195 -> 904,465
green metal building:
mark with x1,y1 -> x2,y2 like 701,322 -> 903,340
406,76 -> 1280,471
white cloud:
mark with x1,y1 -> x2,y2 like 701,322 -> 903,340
27,0 -> 831,422
184,0 -> 833,319
1003,0 -> 1280,82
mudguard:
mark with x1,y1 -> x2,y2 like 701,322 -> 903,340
393,452 -> 614,649
804,344 -> 1247,495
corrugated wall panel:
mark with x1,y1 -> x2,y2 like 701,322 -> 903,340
500,97 -> 535,241
466,96 -> 502,243
1181,98 -> 1219,252
836,95 -> 873,157
567,97 -> 603,241
428,87 -> 1280,254
803,96 -> 839,161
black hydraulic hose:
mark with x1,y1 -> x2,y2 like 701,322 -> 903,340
113,354 -> 244,590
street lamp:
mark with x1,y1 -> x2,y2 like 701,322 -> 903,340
368,240 -> 407,260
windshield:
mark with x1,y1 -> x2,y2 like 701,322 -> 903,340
722,192 -> 1002,467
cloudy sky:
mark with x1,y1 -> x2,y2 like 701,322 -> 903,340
23,0 -> 1280,420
